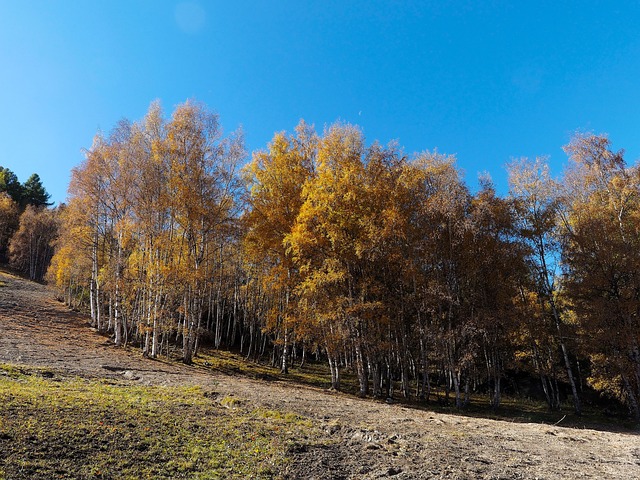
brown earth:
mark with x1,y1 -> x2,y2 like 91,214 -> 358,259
0,269 -> 639,479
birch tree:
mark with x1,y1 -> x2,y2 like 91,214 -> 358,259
561,133 -> 640,420
166,101 -> 243,363
509,157 -> 582,413
243,121 -> 317,373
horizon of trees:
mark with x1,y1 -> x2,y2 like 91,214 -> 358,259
12,99 -> 640,422
0,168 -> 56,278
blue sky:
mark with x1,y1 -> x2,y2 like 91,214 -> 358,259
1,1 -> 640,205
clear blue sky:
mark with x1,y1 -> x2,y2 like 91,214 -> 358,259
2,1 -> 640,205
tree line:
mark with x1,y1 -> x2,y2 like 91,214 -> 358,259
37,100 -> 640,420
0,168 -> 56,280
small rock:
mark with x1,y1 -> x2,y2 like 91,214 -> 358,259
325,424 -> 341,435
122,370 -> 140,380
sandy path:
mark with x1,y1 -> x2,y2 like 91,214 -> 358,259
1,270 -> 639,479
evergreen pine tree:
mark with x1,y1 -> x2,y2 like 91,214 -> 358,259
22,173 -> 52,207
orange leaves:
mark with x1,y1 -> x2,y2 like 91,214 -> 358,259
53,100 -> 244,358
559,133 -> 640,414
242,122 -> 318,347
9,205 -> 59,282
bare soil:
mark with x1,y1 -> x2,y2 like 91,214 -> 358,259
1,270 -> 639,479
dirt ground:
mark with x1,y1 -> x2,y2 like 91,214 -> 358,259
1,270 -> 639,479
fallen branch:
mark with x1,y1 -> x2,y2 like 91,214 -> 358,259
553,415 -> 567,426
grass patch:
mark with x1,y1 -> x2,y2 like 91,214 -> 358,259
0,364 -> 317,479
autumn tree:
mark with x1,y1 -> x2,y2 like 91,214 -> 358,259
0,193 -> 20,262
51,100 -> 244,360
58,133 -> 113,331
287,124 -> 413,394
243,121 -> 317,373
403,153 -> 471,406
509,157 -> 582,413
561,133 -> 640,420
46,204 -> 92,308
465,179 -> 528,409
166,101 -> 243,363
127,102 -> 172,358
9,205 -> 59,281
287,123 -> 373,391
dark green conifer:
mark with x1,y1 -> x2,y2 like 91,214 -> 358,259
21,173 -> 52,207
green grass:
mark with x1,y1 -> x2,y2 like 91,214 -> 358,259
0,364 -> 316,479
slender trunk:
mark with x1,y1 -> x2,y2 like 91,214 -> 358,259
385,359 -> 393,399
95,276 -> 102,331
542,238 -> 581,414
182,293 -> 193,364
552,370 -> 561,409
557,328 -> 581,414
113,234 -> 123,347
401,356 -> 410,398
492,374 -> 501,410
464,377 -> 471,407
90,237 -> 98,326
299,344 -> 306,368
354,340 -> 368,397
532,343 -> 555,409
328,355 -> 341,390
151,289 -> 160,358
231,282 -> 239,347
245,323 -> 254,360
281,278 -> 292,374
420,337 -> 430,401
214,296 -> 222,348
449,353 -> 462,409
143,288 -> 152,356
281,328 -> 290,374
371,361 -> 382,398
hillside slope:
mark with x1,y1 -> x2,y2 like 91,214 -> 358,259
1,270 -> 639,479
